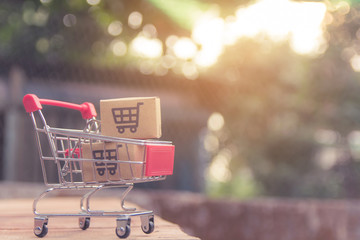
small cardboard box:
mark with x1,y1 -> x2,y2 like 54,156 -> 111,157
100,97 -> 161,139
82,142 -> 144,183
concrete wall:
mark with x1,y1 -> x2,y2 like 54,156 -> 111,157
129,190 -> 360,240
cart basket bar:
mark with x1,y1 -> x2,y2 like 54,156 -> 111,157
23,94 -> 97,119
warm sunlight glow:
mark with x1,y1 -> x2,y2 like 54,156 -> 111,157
187,0 -> 328,68
132,0 -> 329,78
131,36 -> 163,58
289,2 -> 328,56
173,37 -> 197,60
192,13 -> 225,67
235,0 -> 327,55
192,15 -> 225,47
195,46 -> 222,67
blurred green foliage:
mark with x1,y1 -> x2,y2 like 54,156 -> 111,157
0,0 -> 158,67
203,2 -> 360,199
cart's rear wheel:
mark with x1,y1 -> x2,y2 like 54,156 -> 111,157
34,223 -> 48,238
115,218 -> 131,239
79,217 -> 90,230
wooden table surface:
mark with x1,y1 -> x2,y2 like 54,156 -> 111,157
0,197 -> 200,240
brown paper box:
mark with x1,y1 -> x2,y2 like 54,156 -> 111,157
100,97 -> 161,139
82,142 -> 144,183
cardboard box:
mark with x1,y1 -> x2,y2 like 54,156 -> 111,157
100,97 -> 161,139
82,142 -> 144,183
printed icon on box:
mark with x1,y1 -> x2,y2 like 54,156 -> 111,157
92,148 -> 119,176
111,102 -> 144,134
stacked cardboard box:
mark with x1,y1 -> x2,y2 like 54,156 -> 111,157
82,142 -> 144,182
82,97 -> 166,183
100,97 -> 161,139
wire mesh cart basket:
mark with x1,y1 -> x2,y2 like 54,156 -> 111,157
23,94 -> 175,239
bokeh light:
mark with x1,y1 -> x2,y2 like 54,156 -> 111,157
108,21 -> 123,36
23,6 -> 49,26
142,24 -> 157,38
207,112 -> 225,132
36,38 -> 49,53
161,55 -> 177,69
128,11 -> 143,29
350,54 -> 360,72
87,0 -> 101,6
111,39 -> 127,57
130,35 -> 163,58
204,133 -> 220,153
173,37 -> 197,60
182,62 -> 198,80
63,14 -> 77,27
165,35 -> 179,48
206,149 -> 232,182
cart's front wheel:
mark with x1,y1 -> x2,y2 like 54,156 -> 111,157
115,218 -> 131,239
34,223 -> 48,238
116,225 -> 130,238
141,216 -> 154,234
34,217 -> 48,238
79,217 -> 90,230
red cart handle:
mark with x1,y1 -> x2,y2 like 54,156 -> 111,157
23,94 -> 97,119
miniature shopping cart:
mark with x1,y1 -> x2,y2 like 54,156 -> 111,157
23,94 -> 175,239
112,102 -> 143,134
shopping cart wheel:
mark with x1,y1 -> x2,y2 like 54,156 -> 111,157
141,215 -> 154,234
115,217 -> 131,239
117,127 -> 125,134
34,217 -> 48,238
79,217 -> 90,230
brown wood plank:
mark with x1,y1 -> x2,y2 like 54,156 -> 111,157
0,198 -> 199,239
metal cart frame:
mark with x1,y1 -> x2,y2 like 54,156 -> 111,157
23,94 -> 175,239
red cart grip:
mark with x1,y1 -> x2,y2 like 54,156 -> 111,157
23,94 -> 97,119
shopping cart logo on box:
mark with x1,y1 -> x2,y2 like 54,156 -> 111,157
92,149 -> 118,176
111,102 -> 144,134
